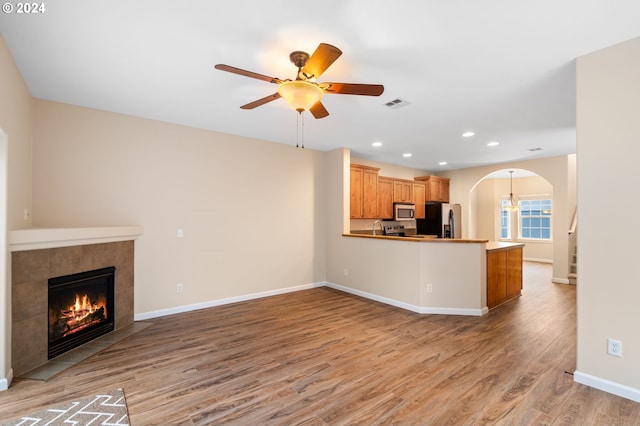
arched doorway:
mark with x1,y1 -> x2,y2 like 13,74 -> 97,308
468,168 -> 554,264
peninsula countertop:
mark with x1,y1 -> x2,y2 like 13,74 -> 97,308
343,233 -> 489,244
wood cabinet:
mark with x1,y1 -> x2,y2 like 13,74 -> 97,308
393,180 -> 413,203
412,182 -> 425,219
415,175 -> 450,202
486,246 -> 523,309
377,177 -> 394,219
350,164 -> 380,218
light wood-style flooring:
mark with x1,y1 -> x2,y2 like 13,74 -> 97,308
1,262 -> 639,425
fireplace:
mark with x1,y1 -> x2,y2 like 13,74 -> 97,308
48,266 -> 115,359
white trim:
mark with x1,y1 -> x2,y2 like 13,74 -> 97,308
574,371 -> 640,402
136,281 -> 488,321
135,282 -> 323,320
9,226 -> 143,252
0,368 -> 13,391
326,282 -> 487,317
524,257 -> 553,264
552,277 -> 570,284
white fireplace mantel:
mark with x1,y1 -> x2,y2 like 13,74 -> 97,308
8,226 -> 144,252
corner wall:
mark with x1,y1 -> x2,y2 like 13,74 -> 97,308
0,34 -> 34,390
31,100 -> 328,317
575,36 -> 640,401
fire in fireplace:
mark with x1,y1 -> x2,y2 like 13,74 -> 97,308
48,266 -> 115,358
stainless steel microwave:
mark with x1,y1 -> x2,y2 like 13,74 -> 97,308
393,203 -> 415,220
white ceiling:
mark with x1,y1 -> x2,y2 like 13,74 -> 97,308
1,1 -> 639,172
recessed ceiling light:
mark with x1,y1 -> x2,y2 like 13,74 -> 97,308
487,141 -> 500,147
372,141 -> 382,147
402,153 -> 412,158
439,161 -> 447,166
462,131 -> 475,137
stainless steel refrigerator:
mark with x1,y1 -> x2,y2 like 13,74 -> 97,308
417,203 -> 462,238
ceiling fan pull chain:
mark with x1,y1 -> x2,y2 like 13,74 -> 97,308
296,111 -> 300,148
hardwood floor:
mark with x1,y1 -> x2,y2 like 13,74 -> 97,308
1,262 -> 639,425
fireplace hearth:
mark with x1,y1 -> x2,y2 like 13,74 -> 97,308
48,267 -> 115,359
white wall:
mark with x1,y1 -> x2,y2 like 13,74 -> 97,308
31,100 -> 327,316
575,36 -> 640,401
0,34 -> 34,390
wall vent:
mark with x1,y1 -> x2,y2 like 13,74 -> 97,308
384,98 -> 410,109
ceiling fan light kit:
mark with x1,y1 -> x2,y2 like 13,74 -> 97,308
215,43 -> 384,119
277,80 -> 324,112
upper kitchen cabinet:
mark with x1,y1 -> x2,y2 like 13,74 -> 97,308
412,182 -> 426,219
377,177 -> 394,219
415,175 -> 450,202
393,179 -> 413,203
350,164 -> 380,218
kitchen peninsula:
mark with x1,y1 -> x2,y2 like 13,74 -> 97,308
338,233 -> 523,315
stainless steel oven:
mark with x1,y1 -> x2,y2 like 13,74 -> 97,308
393,203 -> 415,221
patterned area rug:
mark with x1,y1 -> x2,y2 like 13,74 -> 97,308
1,388 -> 129,426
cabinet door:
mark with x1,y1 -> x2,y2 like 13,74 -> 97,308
506,248 -> 523,299
377,178 -> 394,219
437,179 -> 450,202
412,182 -> 425,219
350,166 -> 364,218
487,251 -> 507,309
363,169 -> 378,218
393,180 -> 412,203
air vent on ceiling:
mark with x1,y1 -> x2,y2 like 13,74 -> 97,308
528,147 -> 543,152
384,98 -> 410,109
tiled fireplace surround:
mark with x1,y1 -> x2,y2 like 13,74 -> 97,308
9,227 -> 142,376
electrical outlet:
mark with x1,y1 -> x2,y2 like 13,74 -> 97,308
344,268 -> 348,276
176,283 -> 183,293
177,228 -> 184,238
607,338 -> 622,357
427,284 -> 433,293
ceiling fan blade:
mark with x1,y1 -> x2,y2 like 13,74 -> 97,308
240,93 -> 281,109
324,83 -> 385,96
215,64 -> 282,84
309,101 -> 329,119
302,43 -> 342,79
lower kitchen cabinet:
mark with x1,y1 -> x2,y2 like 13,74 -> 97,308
486,245 -> 523,309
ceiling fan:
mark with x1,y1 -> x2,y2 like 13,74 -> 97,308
215,43 -> 384,119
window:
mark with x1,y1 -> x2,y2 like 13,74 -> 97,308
519,199 -> 552,240
500,198 -> 511,239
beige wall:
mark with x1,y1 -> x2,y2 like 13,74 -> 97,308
31,100 -> 327,315
575,36 -> 640,400
0,34 -> 34,389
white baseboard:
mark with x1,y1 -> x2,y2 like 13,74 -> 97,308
135,282 -> 324,321
552,277 -> 571,284
0,368 -> 13,392
325,282 -> 487,316
136,281 -> 488,321
574,371 -> 640,402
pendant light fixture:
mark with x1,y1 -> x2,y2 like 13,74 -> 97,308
504,170 -> 519,212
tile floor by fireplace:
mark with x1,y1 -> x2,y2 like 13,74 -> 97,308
19,321 -> 153,381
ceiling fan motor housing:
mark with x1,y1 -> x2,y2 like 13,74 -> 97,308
289,51 -> 310,69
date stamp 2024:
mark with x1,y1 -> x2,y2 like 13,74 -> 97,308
2,2 -> 46,13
